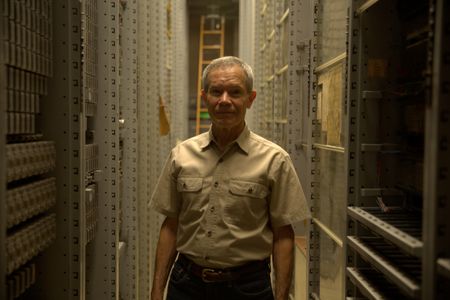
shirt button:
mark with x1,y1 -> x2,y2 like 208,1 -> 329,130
207,231 -> 212,237
210,206 -> 215,212
214,181 -> 219,188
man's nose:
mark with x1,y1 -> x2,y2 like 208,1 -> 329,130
218,91 -> 231,104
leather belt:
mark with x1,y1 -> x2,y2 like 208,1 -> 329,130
177,254 -> 270,283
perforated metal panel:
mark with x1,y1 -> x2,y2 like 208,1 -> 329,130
136,1 -> 189,299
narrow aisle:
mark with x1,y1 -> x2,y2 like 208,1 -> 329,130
0,0 -> 449,300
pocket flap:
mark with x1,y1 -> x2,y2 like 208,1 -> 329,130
229,180 -> 268,198
177,177 -> 203,192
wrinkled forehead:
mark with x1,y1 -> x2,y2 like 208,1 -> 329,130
207,66 -> 247,86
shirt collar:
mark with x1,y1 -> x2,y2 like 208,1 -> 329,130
200,125 -> 251,155
234,125 -> 251,154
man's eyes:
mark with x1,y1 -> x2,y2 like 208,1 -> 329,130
210,90 -> 222,96
209,89 -> 243,96
229,90 -> 243,96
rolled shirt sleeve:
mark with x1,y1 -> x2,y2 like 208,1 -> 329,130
149,150 -> 180,218
269,154 -> 311,228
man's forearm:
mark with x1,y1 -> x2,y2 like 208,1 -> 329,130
151,217 -> 178,300
273,225 -> 295,300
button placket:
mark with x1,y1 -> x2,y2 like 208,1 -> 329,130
204,155 -> 223,253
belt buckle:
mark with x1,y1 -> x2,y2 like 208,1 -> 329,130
201,268 -> 220,283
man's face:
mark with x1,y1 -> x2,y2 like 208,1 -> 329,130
201,66 -> 256,131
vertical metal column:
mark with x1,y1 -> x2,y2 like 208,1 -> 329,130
307,1 -> 321,298
265,1 -> 275,142
36,0 -> 83,299
81,0 -> 99,297
286,0 -> 318,298
423,0 -> 450,298
119,0 -> 139,298
286,0 -> 315,210
239,0 -> 256,130
87,0 -> 120,298
345,0 -> 360,297
171,0 -> 189,142
272,0 -> 284,146
178,0 -> 189,141
253,0 -> 263,135
0,0 -> 7,298
153,0 -> 170,283
137,0 -> 152,297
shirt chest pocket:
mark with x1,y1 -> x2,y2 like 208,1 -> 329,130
225,180 -> 269,226
229,180 -> 269,199
177,177 -> 204,212
177,177 -> 203,192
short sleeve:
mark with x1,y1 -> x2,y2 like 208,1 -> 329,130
269,155 -> 311,228
148,150 -> 181,218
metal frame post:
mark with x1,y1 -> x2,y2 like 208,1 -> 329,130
423,0 -> 450,298
0,0 -> 7,298
87,0 -> 120,298
119,0 -> 139,298
137,0 -> 152,297
36,0 -> 83,299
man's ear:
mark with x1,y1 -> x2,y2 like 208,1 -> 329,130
201,90 -> 207,103
246,91 -> 257,109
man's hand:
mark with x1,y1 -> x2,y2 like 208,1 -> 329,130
151,217 -> 178,300
272,224 -> 295,300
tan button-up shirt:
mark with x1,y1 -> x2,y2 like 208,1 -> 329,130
150,126 -> 310,268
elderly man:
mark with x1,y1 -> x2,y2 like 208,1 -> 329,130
150,56 -> 310,300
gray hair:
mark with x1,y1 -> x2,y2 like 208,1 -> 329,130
202,56 -> 254,93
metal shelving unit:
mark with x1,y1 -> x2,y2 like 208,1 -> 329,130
253,2 -> 349,299
346,0 -> 450,298
1,0 -> 189,299
1,0 -> 60,298
251,1 -> 450,299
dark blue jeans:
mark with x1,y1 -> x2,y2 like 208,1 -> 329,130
167,259 -> 275,300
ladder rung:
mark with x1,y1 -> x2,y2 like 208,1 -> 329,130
203,30 -> 222,34
203,45 -> 222,50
